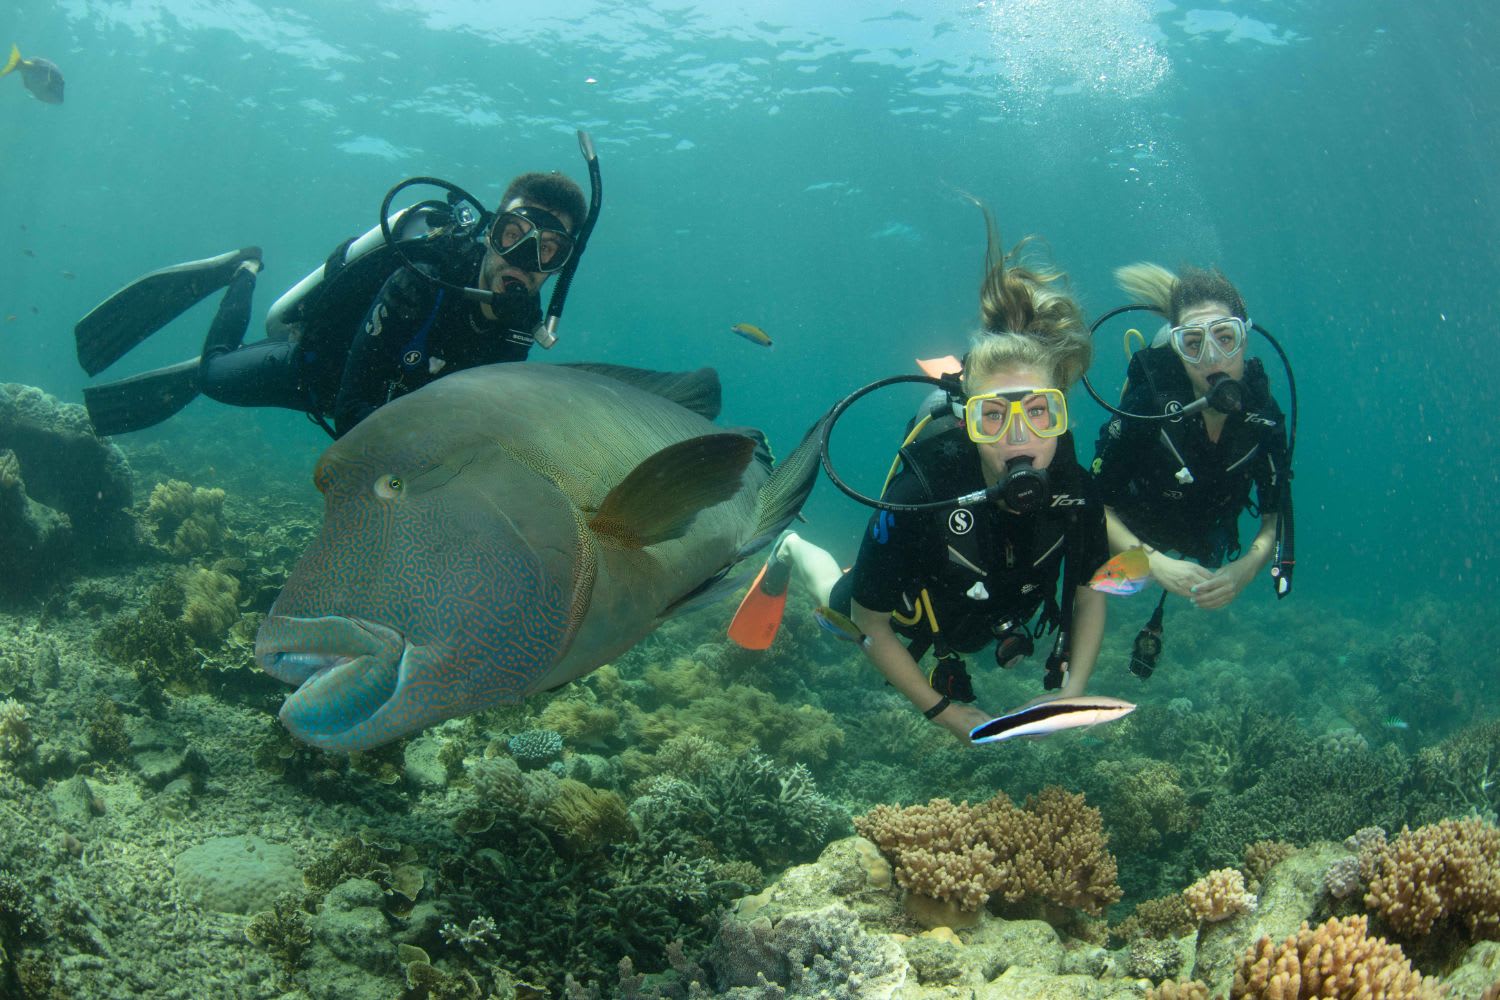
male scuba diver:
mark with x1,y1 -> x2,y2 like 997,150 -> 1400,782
76,153 -> 599,439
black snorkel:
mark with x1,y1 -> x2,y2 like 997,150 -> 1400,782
376,129 -> 602,345
534,130 -> 602,349
1083,303 -> 1299,597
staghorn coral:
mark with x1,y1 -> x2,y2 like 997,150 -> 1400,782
854,786 -> 1121,915
0,699 -> 32,761
1113,892 -> 1198,945
1229,914 -> 1442,999
1364,816 -> 1500,941
1184,868 -> 1258,924
1244,841 -> 1298,886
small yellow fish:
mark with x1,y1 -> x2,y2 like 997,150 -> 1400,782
731,322 -> 772,348
813,605 -> 869,647
1088,546 -> 1151,595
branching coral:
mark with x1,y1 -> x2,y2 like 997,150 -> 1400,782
141,479 -> 226,558
1244,840 -> 1298,886
1113,892 -> 1197,945
0,700 -> 32,761
1364,816 -> 1500,941
1147,982 -> 1210,1000
854,786 -> 1121,915
1184,868 -> 1258,923
1229,915 -> 1442,999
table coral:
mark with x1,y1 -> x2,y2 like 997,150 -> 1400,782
853,786 -> 1121,915
1229,914 -> 1442,999
1364,816 -> 1500,941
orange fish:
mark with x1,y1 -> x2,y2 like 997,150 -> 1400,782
1088,546 -> 1151,595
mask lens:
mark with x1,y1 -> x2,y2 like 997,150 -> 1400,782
488,209 -> 575,274
1172,317 -> 1246,365
964,389 -> 1068,444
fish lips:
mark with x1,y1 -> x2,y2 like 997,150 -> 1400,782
255,613 -> 419,751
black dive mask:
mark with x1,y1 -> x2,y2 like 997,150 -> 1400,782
997,456 -> 1049,514
489,206 -> 576,275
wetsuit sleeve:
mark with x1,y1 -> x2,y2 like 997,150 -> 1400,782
1091,355 -> 1157,505
847,472 -> 935,613
333,265 -> 441,437
1072,497 -> 1111,580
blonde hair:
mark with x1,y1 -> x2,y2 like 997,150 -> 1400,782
1115,262 -> 1248,325
965,205 -> 1091,392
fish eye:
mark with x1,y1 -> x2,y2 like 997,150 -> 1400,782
374,474 -> 404,500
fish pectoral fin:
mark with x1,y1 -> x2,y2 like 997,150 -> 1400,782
589,432 -> 757,548
2,46 -> 20,77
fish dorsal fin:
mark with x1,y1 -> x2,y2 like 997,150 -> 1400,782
562,363 -> 722,420
590,432 -> 756,548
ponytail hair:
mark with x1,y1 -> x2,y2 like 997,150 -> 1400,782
1115,262 -> 1247,324
966,203 -> 1091,392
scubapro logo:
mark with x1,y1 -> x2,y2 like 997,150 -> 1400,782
403,350 -> 422,366
948,509 -> 974,535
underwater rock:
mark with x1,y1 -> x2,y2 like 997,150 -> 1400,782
1444,940 -> 1500,999
0,383 -> 134,556
709,902 -> 909,997
0,448 -> 72,596
1190,842 -> 1346,996
965,917 -> 1066,977
172,834 -> 300,915
311,879 -> 394,973
976,965 -> 1141,999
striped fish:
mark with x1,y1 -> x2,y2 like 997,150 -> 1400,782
969,695 -> 1136,744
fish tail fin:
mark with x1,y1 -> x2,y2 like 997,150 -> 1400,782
741,414 -> 826,556
2,45 -> 21,77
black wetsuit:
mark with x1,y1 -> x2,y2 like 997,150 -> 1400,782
198,239 -> 540,437
832,426 -> 1109,660
1092,346 -> 1288,566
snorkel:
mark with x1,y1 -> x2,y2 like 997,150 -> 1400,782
376,129 -> 602,346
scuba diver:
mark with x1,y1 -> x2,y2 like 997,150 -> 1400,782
730,221 -> 1111,743
1089,263 -> 1294,679
75,138 -> 601,439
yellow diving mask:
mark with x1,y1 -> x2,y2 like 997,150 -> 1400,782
963,388 -> 1068,444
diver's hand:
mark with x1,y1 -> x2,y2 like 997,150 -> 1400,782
1191,561 -> 1252,610
1149,552 -> 1213,599
932,702 -> 992,744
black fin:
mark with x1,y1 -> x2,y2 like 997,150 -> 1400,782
561,363 -> 722,420
75,248 -> 260,375
589,432 -> 756,547
83,359 -> 202,436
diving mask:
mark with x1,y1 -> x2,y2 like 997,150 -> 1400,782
964,388 -> 1068,445
1170,316 -> 1248,366
488,206 -> 576,274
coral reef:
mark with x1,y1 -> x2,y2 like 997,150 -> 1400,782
854,786 -> 1121,916
0,448 -> 73,597
1364,816 -> 1500,941
1185,869 -> 1259,924
507,728 -> 565,770
1230,915 -> 1442,999
0,382 -> 134,556
141,479 -> 226,558
0,699 -> 33,762
1244,841 -> 1299,887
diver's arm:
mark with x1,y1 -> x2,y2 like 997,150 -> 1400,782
1058,586 -> 1105,696
332,267 -> 436,437
1104,506 -> 1210,598
1193,514 -> 1278,610
851,600 -> 990,742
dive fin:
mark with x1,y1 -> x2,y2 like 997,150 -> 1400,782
2,46 -> 19,77
75,247 -> 261,376
562,363 -> 722,420
739,414 -> 827,556
727,539 -> 792,650
589,432 -> 757,548
83,359 -> 202,437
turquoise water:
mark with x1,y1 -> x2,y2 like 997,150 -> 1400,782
5,1 -> 1496,605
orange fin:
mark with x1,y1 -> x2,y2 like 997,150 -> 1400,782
727,558 -> 791,650
916,355 -> 962,379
